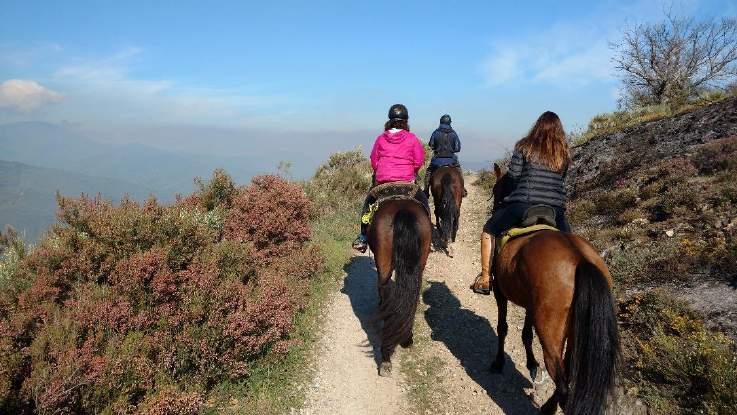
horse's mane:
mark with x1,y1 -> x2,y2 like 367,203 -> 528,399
493,173 -> 515,210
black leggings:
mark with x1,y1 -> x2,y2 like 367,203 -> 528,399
482,202 -> 570,236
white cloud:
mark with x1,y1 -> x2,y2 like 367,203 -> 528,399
50,47 -> 290,126
481,25 -> 616,87
481,49 -> 520,85
478,0 -> 688,87
0,79 -> 63,112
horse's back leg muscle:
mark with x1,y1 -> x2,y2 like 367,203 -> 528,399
535,303 -> 570,414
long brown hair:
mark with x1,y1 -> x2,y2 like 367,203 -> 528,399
384,119 -> 410,131
515,111 -> 569,172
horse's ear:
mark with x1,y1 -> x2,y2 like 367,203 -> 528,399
493,163 -> 502,179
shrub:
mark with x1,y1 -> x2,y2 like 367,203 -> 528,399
619,291 -> 737,414
473,169 -> 496,194
606,236 -> 716,286
0,170 -> 322,414
225,175 -> 312,262
691,137 -> 737,175
594,187 -> 639,217
304,149 -> 372,218
193,168 -> 237,211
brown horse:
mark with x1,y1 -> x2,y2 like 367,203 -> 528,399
489,165 -> 620,414
429,166 -> 464,256
367,199 -> 432,376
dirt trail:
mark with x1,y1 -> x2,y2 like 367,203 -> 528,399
298,174 -> 556,414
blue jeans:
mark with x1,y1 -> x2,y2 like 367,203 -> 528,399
482,202 -> 570,236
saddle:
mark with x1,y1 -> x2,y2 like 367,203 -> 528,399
362,182 -> 430,225
497,205 -> 558,252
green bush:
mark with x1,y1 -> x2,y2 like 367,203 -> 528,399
473,169 -> 496,193
620,291 -> 737,414
594,187 -> 639,217
304,149 -> 372,218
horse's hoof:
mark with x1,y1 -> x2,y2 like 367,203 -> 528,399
529,366 -> 539,382
379,362 -> 392,377
447,246 -> 454,257
400,336 -> 413,348
532,368 -> 548,385
540,398 -> 558,415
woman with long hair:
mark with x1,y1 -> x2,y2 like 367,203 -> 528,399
470,111 -> 571,294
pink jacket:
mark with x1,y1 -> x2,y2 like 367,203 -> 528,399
370,129 -> 425,184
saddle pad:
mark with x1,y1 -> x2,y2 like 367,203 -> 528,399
498,224 -> 558,252
362,182 -> 429,226
368,182 -> 420,202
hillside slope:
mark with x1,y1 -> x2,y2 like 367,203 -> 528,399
567,97 -> 737,413
0,160 -> 153,240
568,97 -> 737,326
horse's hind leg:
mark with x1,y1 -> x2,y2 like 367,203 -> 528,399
522,312 -> 541,382
374,246 -> 394,376
490,277 -> 508,373
378,275 -> 396,377
537,311 -> 569,414
451,211 -> 459,242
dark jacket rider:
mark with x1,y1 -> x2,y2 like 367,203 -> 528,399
424,114 -> 462,196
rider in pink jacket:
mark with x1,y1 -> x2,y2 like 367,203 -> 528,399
370,129 -> 425,183
353,104 -> 428,252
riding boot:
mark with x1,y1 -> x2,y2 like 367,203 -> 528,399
471,232 -> 494,295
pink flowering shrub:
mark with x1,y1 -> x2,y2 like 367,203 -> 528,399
0,171 -> 321,414
225,175 -> 312,262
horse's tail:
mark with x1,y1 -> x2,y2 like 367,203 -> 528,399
439,174 -> 457,245
566,261 -> 620,415
379,209 -> 423,349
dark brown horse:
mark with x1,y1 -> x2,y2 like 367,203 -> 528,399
429,166 -> 464,256
489,164 -> 620,414
367,199 -> 432,376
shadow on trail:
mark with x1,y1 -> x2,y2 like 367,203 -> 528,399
341,255 -> 383,368
423,281 -> 538,414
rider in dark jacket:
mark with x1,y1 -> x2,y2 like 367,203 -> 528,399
424,114 -> 462,196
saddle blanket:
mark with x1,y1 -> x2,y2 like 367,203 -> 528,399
498,224 -> 558,252
362,182 -> 429,225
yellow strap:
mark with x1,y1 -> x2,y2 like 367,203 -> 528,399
361,202 -> 379,225
500,224 -> 558,251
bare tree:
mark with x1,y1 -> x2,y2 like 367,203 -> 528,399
612,14 -> 737,107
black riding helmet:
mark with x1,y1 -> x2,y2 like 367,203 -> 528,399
440,114 -> 451,124
388,104 -> 409,120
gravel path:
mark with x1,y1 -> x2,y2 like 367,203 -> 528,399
298,174 -> 557,414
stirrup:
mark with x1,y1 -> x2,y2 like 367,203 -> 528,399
352,236 -> 368,253
470,272 -> 491,295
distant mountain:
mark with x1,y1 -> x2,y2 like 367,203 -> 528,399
0,121 -> 269,197
0,160 -> 154,241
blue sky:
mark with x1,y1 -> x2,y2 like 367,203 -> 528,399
1,0 -> 736,170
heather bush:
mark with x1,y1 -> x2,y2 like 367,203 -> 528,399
0,170 -> 322,414
225,175 -> 312,262
594,187 -> 639,218
619,291 -> 737,414
691,136 -> 737,175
